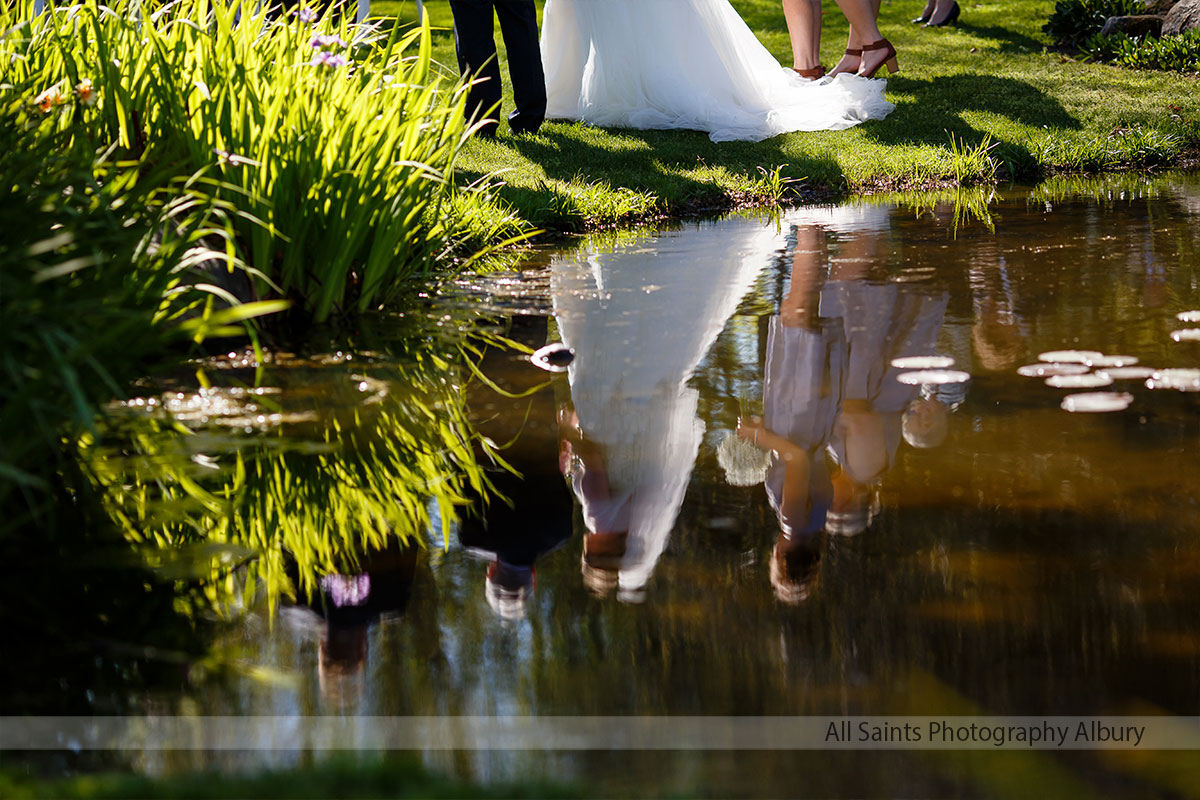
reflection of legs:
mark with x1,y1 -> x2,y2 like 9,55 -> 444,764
781,226 -> 827,330
494,0 -> 547,133
782,0 -> 823,74
449,0 -> 502,136
829,228 -> 885,282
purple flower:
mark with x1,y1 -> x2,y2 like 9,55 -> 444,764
309,33 -> 347,50
295,6 -> 317,22
312,50 -> 349,68
320,574 -> 371,608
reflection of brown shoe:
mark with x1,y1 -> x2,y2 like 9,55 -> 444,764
858,39 -> 899,79
793,65 -> 826,79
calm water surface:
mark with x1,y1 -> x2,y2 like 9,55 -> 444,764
52,175 -> 1200,796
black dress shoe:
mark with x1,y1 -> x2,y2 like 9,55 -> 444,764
508,110 -> 544,136
924,1 -> 960,26
911,13 -> 930,22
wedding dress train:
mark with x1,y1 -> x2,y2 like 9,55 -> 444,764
541,0 -> 895,142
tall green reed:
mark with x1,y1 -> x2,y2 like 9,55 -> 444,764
0,94 -> 278,538
3,0 -> 529,322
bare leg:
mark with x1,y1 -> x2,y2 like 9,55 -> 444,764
782,0 -> 822,71
833,0 -> 896,77
914,0 -> 935,20
829,26 -> 863,76
829,0 -> 878,79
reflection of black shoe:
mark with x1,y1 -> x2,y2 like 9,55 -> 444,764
925,1 -> 961,26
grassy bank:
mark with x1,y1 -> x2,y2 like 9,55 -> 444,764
375,0 -> 1200,229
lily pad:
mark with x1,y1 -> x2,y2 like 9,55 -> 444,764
1017,363 -> 1089,377
1146,369 -> 1200,392
1097,366 -> 1155,380
896,369 -> 971,386
1061,392 -> 1134,413
1086,354 -> 1138,368
891,356 -> 955,369
1038,350 -> 1103,364
1046,373 -> 1114,389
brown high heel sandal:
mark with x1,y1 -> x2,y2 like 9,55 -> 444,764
858,38 -> 899,78
828,47 -> 862,76
793,65 -> 826,79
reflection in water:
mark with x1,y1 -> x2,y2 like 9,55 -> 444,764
28,174 -> 1200,797
735,208 -> 959,602
551,223 -> 772,601
86,322 -> 501,618
460,317 -> 574,621
296,542 -> 418,708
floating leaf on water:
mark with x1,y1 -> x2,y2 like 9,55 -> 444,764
530,342 -> 574,373
1146,369 -> 1200,392
1170,328 -> 1200,342
1038,350 -> 1103,364
1017,363 -> 1090,377
1061,392 -> 1134,413
1176,310 -> 1200,323
891,355 -> 955,369
1045,373 -> 1114,389
896,369 -> 971,386
1098,366 -> 1155,380
1086,354 -> 1138,368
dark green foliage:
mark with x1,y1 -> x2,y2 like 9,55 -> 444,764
1084,29 -> 1200,71
1043,0 -> 1145,49
0,104 -> 237,539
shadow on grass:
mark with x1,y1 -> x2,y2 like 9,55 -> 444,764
954,21 -> 1048,54
870,72 -> 1081,147
464,125 -> 846,223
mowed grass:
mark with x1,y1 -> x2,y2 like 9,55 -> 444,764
373,0 -> 1199,229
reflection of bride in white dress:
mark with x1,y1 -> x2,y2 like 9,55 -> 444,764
553,220 -> 780,600
541,0 -> 895,142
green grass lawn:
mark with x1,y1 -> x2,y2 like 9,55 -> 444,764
378,0 -> 1195,229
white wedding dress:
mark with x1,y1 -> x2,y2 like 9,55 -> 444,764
541,0 -> 895,142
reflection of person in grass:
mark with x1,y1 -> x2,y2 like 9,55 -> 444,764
737,225 -> 842,604
551,222 -> 773,601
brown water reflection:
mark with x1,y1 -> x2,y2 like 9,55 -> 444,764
166,175 -> 1200,796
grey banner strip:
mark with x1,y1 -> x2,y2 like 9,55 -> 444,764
2,717 -> 1199,751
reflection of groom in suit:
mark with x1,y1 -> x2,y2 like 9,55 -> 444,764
448,1 -> 547,137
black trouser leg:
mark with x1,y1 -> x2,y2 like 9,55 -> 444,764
494,0 -> 547,134
449,0 -> 502,136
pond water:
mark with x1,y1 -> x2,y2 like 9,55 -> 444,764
20,174 -> 1200,797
